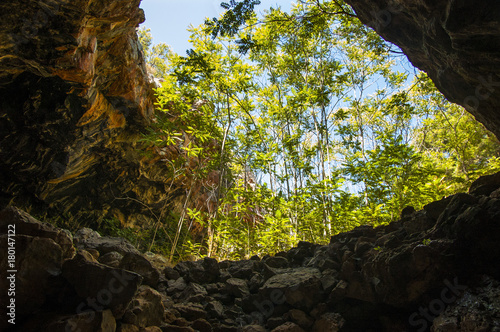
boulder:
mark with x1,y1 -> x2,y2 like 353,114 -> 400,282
264,256 -> 289,269
205,300 -> 224,318
271,322 -> 306,332
431,276 -> 500,332
287,309 -> 313,329
178,282 -> 208,302
99,251 -> 124,268
241,325 -> 267,332
226,278 -> 250,298
0,234 -> 64,329
228,260 -> 260,279
122,285 -> 165,328
120,252 -> 160,287
74,228 -> 140,256
21,309 -> 116,332
312,312 -> 345,332
164,266 -> 181,280
167,277 -> 187,294
174,259 -> 219,284
259,268 -> 323,311
173,303 -> 207,321
0,206 -> 75,258
191,318 -> 213,332
62,252 -> 143,318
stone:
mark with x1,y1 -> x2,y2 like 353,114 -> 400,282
241,325 -> 267,332
469,171 -> 500,196
160,325 -> 195,332
402,211 -> 435,235
0,234 -> 63,328
285,247 -> 311,266
87,248 -> 100,260
142,327 -> 162,332
264,256 -> 289,269
174,260 -> 206,284
122,285 -> 165,328
118,324 -> 140,332
423,196 -> 453,221
400,206 -> 416,218
354,239 -> 373,255
164,266 -> 181,280
271,322 -> 306,332
120,252 -> 160,287
62,252 -> 143,318
191,318 -> 213,332
21,309 -> 116,332
99,251 -> 124,268
167,277 -> 187,294
205,300 -> 224,318
260,268 -> 323,311
228,260 -> 259,279
74,228 -> 140,256
431,276 -> 500,332
202,257 -> 221,282
312,313 -> 345,332
164,308 -> 181,324
226,278 -> 250,298
144,251 -> 171,271
310,303 -> 329,319
249,272 -> 265,293
267,317 -> 287,330
0,206 -> 75,259
173,303 -> 207,321
178,282 -> 208,302
287,309 -> 313,329
329,280 -> 348,301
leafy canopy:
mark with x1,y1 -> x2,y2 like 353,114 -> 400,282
137,0 -> 500,261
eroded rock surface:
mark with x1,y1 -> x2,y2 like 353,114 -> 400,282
344,0 -> 500,138
0,0 -> 187,228
3,172 -> 500,331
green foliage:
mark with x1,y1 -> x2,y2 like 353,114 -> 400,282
138,0 -> 500,261
205,0 -> 260,38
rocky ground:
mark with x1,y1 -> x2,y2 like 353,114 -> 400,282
1,173 -> 500,332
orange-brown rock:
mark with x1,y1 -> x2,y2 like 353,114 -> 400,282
0,0 -> 196,227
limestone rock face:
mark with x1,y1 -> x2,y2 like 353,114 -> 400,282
344,0 -> 500,138
0,0 -> 180,226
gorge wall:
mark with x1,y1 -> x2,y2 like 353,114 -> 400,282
0,0 -> 207,228
345,0 -> 500,139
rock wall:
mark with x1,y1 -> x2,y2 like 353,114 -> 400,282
344,0 -> 500,139
0,0 -> 191,226
1,173 -> 500,331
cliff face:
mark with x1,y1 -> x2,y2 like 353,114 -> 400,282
0,0 -> 187,226
344,0 -> 500,139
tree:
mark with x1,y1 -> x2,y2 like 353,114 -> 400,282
138,0 -> 500,260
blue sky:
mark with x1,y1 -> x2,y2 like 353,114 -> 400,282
139,0 -> 292,55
